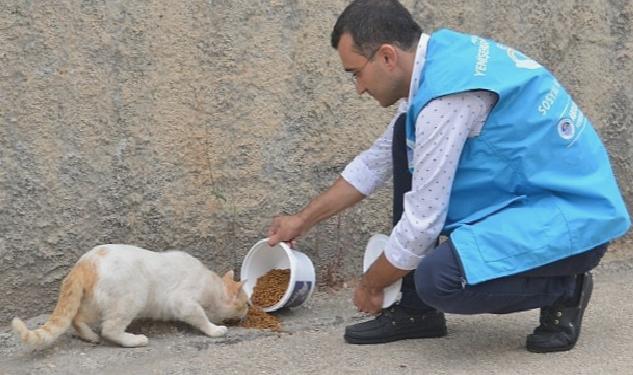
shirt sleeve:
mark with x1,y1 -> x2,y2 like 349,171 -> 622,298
384,91 -> 498,270
341,103 -> 407,196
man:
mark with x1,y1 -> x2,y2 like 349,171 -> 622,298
267,0 -> 630,352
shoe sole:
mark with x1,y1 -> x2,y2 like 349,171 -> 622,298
527,273 -> 593,353
343,328 -> 447,345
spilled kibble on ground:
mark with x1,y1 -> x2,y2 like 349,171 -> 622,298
238,305 -> 281,331
238,269 -> 290,331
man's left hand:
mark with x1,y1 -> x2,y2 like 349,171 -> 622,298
353,283 -> 384,314
352,253 -> 410,314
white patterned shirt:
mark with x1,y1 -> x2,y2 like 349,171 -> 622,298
341,34 -> 498,270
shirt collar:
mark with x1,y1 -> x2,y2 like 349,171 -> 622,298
399,33 -> 430,113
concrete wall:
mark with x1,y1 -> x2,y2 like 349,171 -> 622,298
1,0 -> 631,322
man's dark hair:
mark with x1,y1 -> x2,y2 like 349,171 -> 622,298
331,0 -> 422,57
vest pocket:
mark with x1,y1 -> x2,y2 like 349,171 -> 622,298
469,196 -> 572,263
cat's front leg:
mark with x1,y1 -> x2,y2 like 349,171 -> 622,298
179,302 -> 228,337
202,323 -> 228,337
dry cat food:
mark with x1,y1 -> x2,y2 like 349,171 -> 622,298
239,305 -> 281,331
250,268 -> 291,307
237,269 -> 290,331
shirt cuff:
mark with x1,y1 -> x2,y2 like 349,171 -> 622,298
384,234 -> 424,270
341,158 -> 384,196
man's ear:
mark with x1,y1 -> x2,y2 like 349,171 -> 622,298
378,44 -> 398,69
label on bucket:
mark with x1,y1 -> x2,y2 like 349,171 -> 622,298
285,281 -> 313,308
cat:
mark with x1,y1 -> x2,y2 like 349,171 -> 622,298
11,244 -> 249,348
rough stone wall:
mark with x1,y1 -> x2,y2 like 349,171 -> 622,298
1,0 -> 631,321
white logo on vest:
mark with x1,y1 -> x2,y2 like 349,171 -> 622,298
496,43 -> 542,70
506,48 -> 541,70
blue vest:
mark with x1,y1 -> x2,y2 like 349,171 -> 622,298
406,29 -> 630,284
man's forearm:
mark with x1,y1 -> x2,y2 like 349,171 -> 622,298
361,253 -> 410,290
297,176 -> 365,229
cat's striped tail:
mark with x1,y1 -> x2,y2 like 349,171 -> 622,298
12,260 -> 95,347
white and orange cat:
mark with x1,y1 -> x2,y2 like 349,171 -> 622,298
12,244 -> 249,348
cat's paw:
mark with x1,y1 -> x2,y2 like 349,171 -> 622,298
121,334 -> 148,348
205,325 -> 228,337
78,331 -> 100,344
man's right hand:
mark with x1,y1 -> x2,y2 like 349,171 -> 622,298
267,214 -> 307,247
266,177 -> 366,247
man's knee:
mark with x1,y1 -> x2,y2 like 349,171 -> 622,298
413,250 -> 463,311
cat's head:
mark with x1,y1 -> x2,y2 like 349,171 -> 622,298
219,270 -> 249,321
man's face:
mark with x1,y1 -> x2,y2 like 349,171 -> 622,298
337,33 -> 402,107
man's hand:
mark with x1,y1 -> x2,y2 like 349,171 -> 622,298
267,214 -> 307,247
266,177 -> 365,247
353,283 -> 384,314
354,253 -> 410,313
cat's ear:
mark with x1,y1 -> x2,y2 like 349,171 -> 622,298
223,270 -> 235,281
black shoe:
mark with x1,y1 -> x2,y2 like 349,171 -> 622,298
526,272 -> 593,353
343,305 -> 447,344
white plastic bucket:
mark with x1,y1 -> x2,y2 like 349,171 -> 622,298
363,233 -> 402,307
240,238 -> 316,312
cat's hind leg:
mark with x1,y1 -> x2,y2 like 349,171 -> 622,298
100,317 -> 148,347
180,302 -> 227,337
73,320 -> 100,343
73,307 -> 100,343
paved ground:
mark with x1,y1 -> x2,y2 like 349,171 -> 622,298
1,252 -> 632,375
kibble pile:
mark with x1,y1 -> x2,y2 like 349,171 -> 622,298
238,268 -> 290,331
239,305 -> 281,331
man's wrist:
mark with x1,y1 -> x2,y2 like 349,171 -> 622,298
359,269 -> 387,290
358,276 -> 383,293
295,210 -> 312,232
361,253 -> 410,290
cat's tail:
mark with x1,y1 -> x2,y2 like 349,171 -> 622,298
12,259 -> 96,347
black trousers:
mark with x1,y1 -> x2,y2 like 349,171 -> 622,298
391,113 -> 606,314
